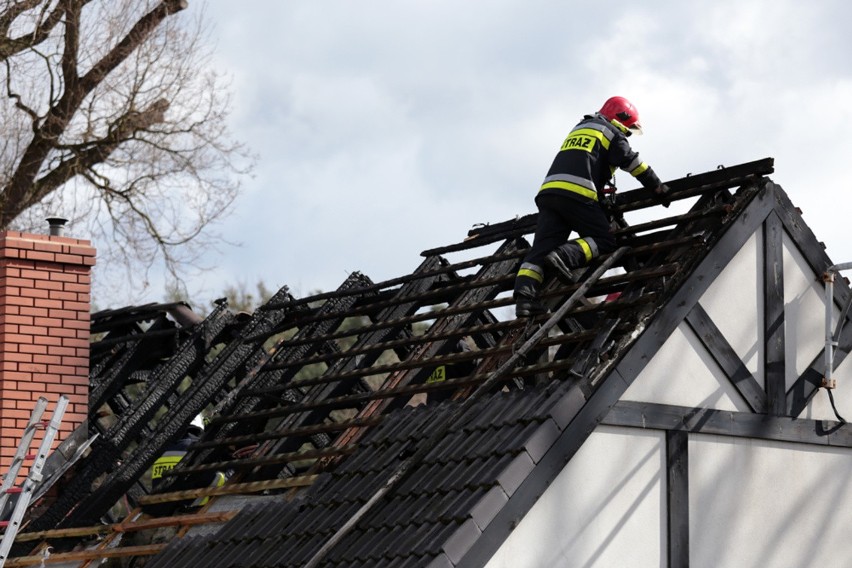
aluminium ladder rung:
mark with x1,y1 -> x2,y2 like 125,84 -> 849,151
0,396 -> 68,566
0,399 -> 49,515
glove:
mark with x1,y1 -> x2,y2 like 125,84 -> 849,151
652,183 -> 671,208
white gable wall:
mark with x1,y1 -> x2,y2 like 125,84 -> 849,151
483,426 -> 665,568
620,223 -> 852,420
622,322 -> 748,412
690,434 -> 852,567
782,232 -> 826,391
485,426 -> 852,568
699,231 -> 764,387
622,230 -> 763,413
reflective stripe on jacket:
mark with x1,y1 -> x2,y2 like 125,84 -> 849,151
151,450 -> 186,481
539,113 -> 661,201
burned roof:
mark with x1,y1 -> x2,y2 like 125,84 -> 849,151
8,157 -> 823,567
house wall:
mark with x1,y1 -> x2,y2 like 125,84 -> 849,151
695,231 -> 764,387
486,206 -> 852,567
0,230 -> 94,477
625,227 -> 852,420
483,425 -> 666,568
623,321 -> 749,412
484,426 -> 852,568
689,434 -> 852,567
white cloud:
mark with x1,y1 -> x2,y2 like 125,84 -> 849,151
104,0 -> 852,307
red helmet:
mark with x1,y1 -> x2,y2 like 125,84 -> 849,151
599,96 -> 642,135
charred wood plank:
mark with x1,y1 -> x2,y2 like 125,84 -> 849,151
613,158 -> 774,212
22,303 -> 235,533
252,256 -> 451,472
159,273 -> 376,489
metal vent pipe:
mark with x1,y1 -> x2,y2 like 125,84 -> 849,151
823,262 -> 852,389
46,217 -> 68,237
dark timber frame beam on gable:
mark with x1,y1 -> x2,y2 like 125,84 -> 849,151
666,430 -> 688,568
603,401 -> 852,446
684,303 -> 766,412
764,211 -> 787,415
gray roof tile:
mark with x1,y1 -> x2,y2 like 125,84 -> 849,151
496,450 -> 535,497
441,518 -> 482,564
426,552 -> 455,568
469,484 -> 509,531
523,417 -> 561,463
548,383 -> 587,429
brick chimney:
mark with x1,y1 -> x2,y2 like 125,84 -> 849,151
0,229 -> 95,476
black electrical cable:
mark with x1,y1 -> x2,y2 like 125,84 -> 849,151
827,389 -> 846,423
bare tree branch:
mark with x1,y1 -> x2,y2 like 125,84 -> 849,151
80,0 -> 185,90
21,97 -> 170,210
0,0 -> 63,60
0,0 -> 252,301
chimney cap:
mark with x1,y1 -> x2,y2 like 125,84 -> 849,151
46,216 -> 68,236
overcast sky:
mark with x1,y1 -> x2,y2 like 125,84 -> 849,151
119,0 -> 852,308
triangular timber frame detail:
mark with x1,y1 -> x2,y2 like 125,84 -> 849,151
457,178 -> 852,567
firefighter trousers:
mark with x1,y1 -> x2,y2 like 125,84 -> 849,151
514,192 -> 616,299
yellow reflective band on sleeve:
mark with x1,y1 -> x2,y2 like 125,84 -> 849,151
426,365 -> 447,384
560,128 -> 611,153
576,239 -> 594,262
151,455 -> 183,480
630,162 -> 650,177
539,181 -> 598,201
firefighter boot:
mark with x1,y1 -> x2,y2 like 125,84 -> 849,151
515,295 -> 547,318
546,239 -> 597,283
514,267 -> 547,318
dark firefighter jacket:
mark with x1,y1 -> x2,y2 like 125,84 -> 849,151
150,435 -> 196,491
145,431 -> 224,516
539,113 -> 661,202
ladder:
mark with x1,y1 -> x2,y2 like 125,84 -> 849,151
0,396 -> 68,566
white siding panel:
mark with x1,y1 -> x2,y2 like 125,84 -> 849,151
484,426 -> 665,568
782,233 -> 827,391
622,322 -> 747,412
699,231 -> 764,387
690,435 -> 852,567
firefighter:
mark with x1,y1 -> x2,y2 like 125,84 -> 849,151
514,96 -> 670,317
150,415 -> 206,492
425,339 -> 476,403
147,415 -> 224,515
